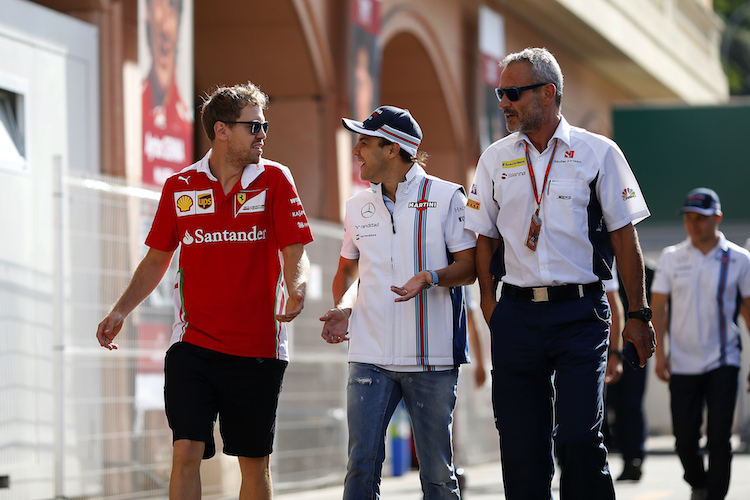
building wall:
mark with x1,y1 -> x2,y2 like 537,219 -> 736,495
0,0 -> 99,497
1,0 -> 736,496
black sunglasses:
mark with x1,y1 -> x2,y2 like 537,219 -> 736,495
494,83 -> 549,102
222,120 -> 269,135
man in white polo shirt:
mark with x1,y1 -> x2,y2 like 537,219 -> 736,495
652,187 -> 750,500
465,47 -> 654,500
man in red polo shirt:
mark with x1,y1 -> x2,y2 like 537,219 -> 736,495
96,82 -> 313,499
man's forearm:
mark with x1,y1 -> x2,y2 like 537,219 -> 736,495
610,224 -> 647,310
111,248 -> 174,317
282,243 -> 310,295
476,235 -> 499,303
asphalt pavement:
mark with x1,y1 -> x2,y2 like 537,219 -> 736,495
276,437 -> 750,499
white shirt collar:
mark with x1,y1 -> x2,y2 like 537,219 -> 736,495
513,115 -> 572,154
196,149 -> 266,189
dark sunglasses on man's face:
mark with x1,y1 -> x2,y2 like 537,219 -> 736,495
494,83 -> 549,102
223,120 -> 269,135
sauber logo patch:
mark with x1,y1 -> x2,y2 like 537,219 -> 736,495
175,190 -> 215,216
502,158 -> 526,168
565,150 -> 575,158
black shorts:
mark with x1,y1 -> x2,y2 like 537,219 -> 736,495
164,342 -> 287,459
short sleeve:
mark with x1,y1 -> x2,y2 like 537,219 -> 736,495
445,188 -> 477,254
464,150 -> 501,238
145,182 -> 180,252
738,250 -> 750,299
650,249 -> 673,295
340,210 -> 359,260
597,143 -> 650,231
269,169 -> 314,249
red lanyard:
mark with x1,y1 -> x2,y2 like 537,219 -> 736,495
525,138 -> 558,215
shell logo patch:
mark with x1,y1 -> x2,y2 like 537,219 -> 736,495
176,195 -> 193,213
175,190 -> 215,216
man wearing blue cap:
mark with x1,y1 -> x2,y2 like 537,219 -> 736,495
652,187 -> 750,500
320,105 -> 477,499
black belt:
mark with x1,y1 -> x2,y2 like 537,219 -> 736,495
502,282 -> 603,302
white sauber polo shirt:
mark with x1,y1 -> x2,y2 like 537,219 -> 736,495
651,233 -> 750,374
465,117 -> 649,286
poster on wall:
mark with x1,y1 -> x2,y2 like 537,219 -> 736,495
349,0 -> 382,193
478,5 -> 506,152
139,0 -> 194,187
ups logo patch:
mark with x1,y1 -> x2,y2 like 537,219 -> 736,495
198,193 -> 213,210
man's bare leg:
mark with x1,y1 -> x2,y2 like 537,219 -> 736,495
170,439 -> 204,500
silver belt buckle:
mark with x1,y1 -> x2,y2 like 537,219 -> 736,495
576,285 -> 584,298
532,287 -> 549,302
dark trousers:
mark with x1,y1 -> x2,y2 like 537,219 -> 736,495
670,366 -> 739,500
489,291 -> 615,500
606,362 -> 648,464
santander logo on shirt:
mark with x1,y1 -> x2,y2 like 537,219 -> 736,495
182,227 -> 267,245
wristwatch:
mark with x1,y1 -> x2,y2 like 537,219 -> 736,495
425,270 -> 439,290
627,307 -> 653,322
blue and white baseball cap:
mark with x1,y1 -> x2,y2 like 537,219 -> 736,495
680,187 -> 722,216
342,106 -> 422,156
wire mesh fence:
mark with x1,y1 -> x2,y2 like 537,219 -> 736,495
0,170 -> 498,499
0,172 -> 350,498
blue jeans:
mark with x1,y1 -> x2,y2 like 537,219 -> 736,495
343,362 -> 460,500
490,291 -> 615,500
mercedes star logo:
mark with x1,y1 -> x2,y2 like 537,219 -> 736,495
361,202 -> 375,218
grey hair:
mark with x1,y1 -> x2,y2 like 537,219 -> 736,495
502,47 -> 563,108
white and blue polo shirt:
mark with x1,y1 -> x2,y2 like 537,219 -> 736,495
341,163 -> 477,371
651,233 -> 750,374
465,116 -> 649,287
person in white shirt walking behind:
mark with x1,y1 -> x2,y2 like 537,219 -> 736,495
652,187 -> 750,500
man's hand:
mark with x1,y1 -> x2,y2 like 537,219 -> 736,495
320,308 -> 350,343
275,289 -> 305,322
391,271 -> 433,302
480,296 -> 498,325
622,319 -> 656,368
96,311 -> 124,350
605,354 -> 623,384
655,353 -> 671,382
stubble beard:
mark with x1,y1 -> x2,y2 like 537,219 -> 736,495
506,100 -> 544,134
227,140 -> 261,167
